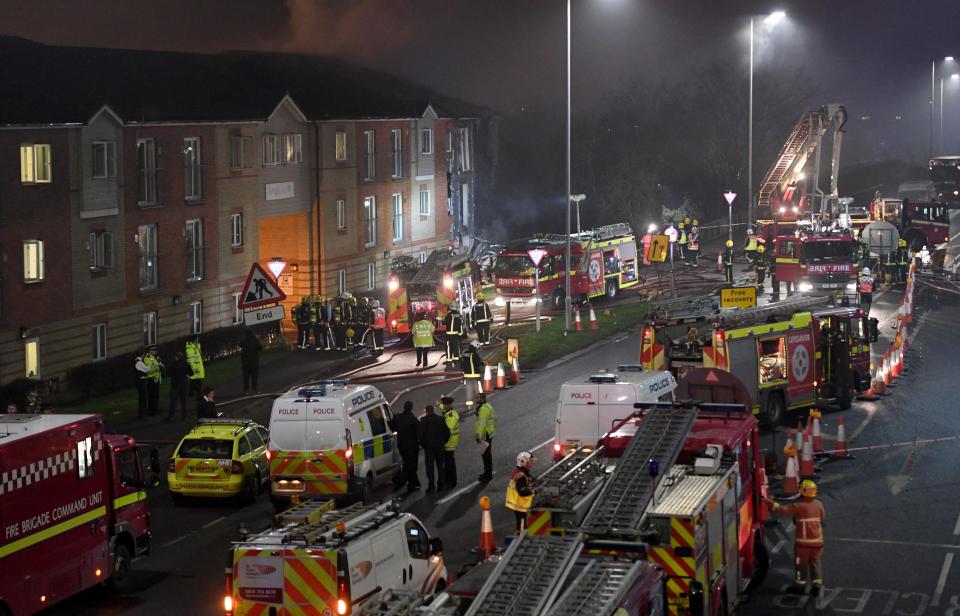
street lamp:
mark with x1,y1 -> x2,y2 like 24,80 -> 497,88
941,73 -> 960,153
748,10 -> 786,226
565,0 -> 573,332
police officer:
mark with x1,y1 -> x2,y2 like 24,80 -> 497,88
858,267 -> 875,315
471,292 -> 493,345
687,224 -> 700,267
144,345 -> 164,417
442,304 -> 464,363
474,392 -> 496,481
185,336 -> 204,412
723,239 -> 735,284
412,312 -> 435,367
370,300 -> 386,353
677,222 -> 687,263
505,451 -> 536,533
754,244 -> 768,288
134,348 -> 150,419
439,396 -> 460,491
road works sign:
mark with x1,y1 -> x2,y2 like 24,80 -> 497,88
720,285 -> 757,308
243,304 -> 286,326
238,262 -> 287,309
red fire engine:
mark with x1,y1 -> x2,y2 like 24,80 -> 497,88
771,225 -> 859,296
493,223 -> 639,310
386,250 -> 477,334
867,196 -> 951,251
0,414 -> 159,616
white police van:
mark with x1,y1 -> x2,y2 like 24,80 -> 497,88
268,380 -> 400,509
553,365 -> 677,459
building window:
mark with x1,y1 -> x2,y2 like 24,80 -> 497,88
363,130 -> 375,182
88,231 -> 114,270
230,135 -> 253,169
137,138 -> 158,205
420,128 -> 433,155
391,129 -> 403,178
143,311 -> 157,346
364,197 -> 377,247
92,141 -> 116,179
336,198 -> 346,230
367,262 -> 376,290
23,240 -> 45,282
76,436 -> 94,478
189,301 -> 202,335
138,224 -> 159,291
92,323 -> 107,361
262,134 -> 281,166
419,189 -> 431,216
185,219 -> 204,281
233,292 -> 243,324
20,143 -> 52,184
337,269 -> 347,295
282,133 -> 302,164
459,127 -> 471,171
231,213 -> 243,247
335,131 -> 347,161
24,338 -> 39,379
419,251 -> 428,264
392,193 -> 403,242
184,137 -> 203,200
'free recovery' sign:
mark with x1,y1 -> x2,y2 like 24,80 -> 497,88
720,286 -> 757,308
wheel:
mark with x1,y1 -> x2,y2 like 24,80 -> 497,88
109,545 -> 133,592
760,393 -> 784,427
605,280 -> 618,300
745,535 -> 770,592
551,290 -> 565,312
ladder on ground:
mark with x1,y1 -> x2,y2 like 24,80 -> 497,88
756,109 -> 821,217
464,534 -> 582,616
579,407 -> 698,538
545,559 -> 649,616
532,447 -> 608,512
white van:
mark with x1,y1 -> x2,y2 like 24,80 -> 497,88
553,365 -> 677,459
268,381 -> 400,508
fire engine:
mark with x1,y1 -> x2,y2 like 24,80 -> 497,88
493,223 -> 639,311
930,155 -> 960,203
0,414 -> 159,616
387,250 -> 477,334
867,196 -> 951,252
771,224 -> 859,296
640,294 -> 873,425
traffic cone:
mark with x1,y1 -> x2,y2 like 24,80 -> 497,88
575,307 -> 583,332
782,427 -> 793,472
482,365 -> 494,393
832,416 -> 851,459
874,364 -> 886,395
799,431 -> 816,478
882,352 -> 892,387
810,409 -> 824,455
758,467 -> 772,524
904,296 -> 912,324
794,421 -> 804,453
511,356 -> 521,383
901,324 -> 909,356
858,366 -> 879,400
781,443 -> 799,497
496,363 -> 506,389
588,305 -> 599,331
477,496 -> 496,558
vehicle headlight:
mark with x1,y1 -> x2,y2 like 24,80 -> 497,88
494,296 -> 506,307
798,282 -> 813,292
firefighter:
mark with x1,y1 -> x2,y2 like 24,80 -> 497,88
767,480 -> 826,596
687,225 -> 700,267
754,244 -> 768,288
858,267 -> 875,315
474,392 -> 496,482
332,295 -> 346,350
370,300 -> 386,353
344,295 -> 358,347
307,295 -> 318,348
412,312 -> 435,367
439,396 -> 460,490
461,339 -> 483,384
883,247 -> 897,285
356,297 -> 372,348
291,302 -> 302,348
896,238 -> 910,283
315,296 -> 332,351
472,292 -> 493,345
296,296 -> 311,349
723,240 -> 734,284
677,222 -> 687,263
743,228 -> 758,269
442,304 -> 464,363
185,336 -> 205,412
144,345 -> 164,417
505,451 -> 536,533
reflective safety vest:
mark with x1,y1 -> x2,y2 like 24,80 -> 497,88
412,320 -> 435,347
443,312 -> 463,335
475,402 -> 496,440
185,341 -> 204,380
859,276 -> 874,294
678,230 -> 687,245
372,307 -> 386,329
462,351 -> 482,378
745,237 -> 758,251
723,247 -> 734,265
144,354 -> 163,384
505,468 -> 534,513
443,409 -> 460,451
775,499 -> 825,547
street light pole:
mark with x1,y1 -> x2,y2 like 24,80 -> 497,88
941,76 -> 945,154
932,60 -> 936,158
565,0 -> 572,333
748,17 -> 755,226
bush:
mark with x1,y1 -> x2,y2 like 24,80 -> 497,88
0,378 -> 43,411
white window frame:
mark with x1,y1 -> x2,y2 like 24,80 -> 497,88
335,131 -> 347,161
459,127 -> 471,171
230,135 -> 252,169
233,292 -> 243,324
367,262 -> 376,290
88,231 -> 114,270
143,312 -> 157,346
336,198 -> 346,230
419,251 -> 428,264
138,224 -> 159,291
420,128 -> 433,155
231,213 -> 243,247
92,141 -> 116,179
92,323 -> 107,361
419,188 -> 431,216
24,338 -> 40,379
137,138 -> 158,205
391,129 -> 403,179
23,239 -> 45,282
262,134 -> 280,166
447,131 -> 454,153
392,193 -> 404,242
283,133 -> 302,164
184,137 -> 203,201
364,196 -> 377,248
185,219 -> 204,281
337,269 -> 347,295
363,130 -> 375,182
76,436 -> 94,478
189,301 -> 203,335
20,143 -> 51,184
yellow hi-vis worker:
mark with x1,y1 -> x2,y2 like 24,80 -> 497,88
185,337 -> 204,410
440,396 -> 460,490
506,451 -> 535,533
412,314 -> 435,368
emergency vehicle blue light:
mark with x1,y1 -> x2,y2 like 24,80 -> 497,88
297,387 -> 327,398
648,459 -> 660,478
321,379 -> 350,387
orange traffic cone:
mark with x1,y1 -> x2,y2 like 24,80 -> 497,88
511,356 -> 521,383
794,421 -> 804,453
575,307 -> 583,332
832,416 -> 851,459
875,363 -> 887,395
810,409 -> 824,455
783,427 -> 794,472
478,496 -> 496,558
882,352 -> 893,387
758,467 -> 772,523
482,365 -> 494,393
858,366 -> 879,400
904,296 -> 912,323
496,363 -> 506,389
799,431 -> 816,478
588,305 -> 599,331
781,443 -> 799,497
901,324 -> 909,356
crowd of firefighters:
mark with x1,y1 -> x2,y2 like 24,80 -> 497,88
290,294 -> 388,353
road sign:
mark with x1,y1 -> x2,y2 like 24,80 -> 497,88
723,191 -> 737,206
239,262 -> 287,309
528,248 -> 547,267
720,285 -> 757,308
243,304 -> 286,326
267,260 -> 287,279
647,234 -> 670,262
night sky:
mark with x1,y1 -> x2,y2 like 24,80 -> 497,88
2,0 -> 959,160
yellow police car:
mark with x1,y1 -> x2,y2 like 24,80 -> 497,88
167,418 -> 269,504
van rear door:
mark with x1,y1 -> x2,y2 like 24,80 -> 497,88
302,402 -> 350,497
556,382 -> 600,448
598,382 -> 640,437
268,400 -> 308,481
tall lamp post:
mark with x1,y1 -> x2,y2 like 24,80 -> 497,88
565,0 -> 573,332
932,57 -> 956,157
941,73 -> 960,153
748,11 -> 785,226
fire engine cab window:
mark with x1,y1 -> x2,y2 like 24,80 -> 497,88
800,242 -> 857,263
493,255 -> 535,276
117,448 -> 139,487
405,520 -> 430,559
77,436 -> 95,478
368,406 -> 388,436
758,337 -> 786,383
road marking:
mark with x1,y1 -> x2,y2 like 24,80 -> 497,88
770,538 -> 787,554
159,535 -> 186,549
834,537 -> 960,550
932,552 -> 954,607
529,437 -> 555,454
437,481 -> 480,505
952,511 -> 960,536
201,516 -> 225,529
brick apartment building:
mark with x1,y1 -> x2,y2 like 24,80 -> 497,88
0,37 -> 495,389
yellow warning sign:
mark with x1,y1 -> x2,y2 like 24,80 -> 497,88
647,235 -> 670,263
720,286 -> 757,308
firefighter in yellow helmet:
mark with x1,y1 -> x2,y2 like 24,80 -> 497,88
677,222 -> 688,263
896,238 -> 910,283
754,244 -> 768,288
471,291 -> 492,345
723,239 -> 734,284
767,480 -> 826,596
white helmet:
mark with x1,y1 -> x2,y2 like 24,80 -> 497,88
370,300 -> 381,308
470,340 -> 481,349
862,267 -> 871,276
516,451 -> 534,468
